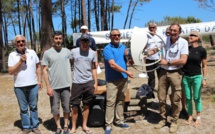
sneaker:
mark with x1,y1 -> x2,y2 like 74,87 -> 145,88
63,127 -> 70,134
22,129 -> 30,134
169,122 -> 178,133
116,123 -> 130,129
104,127 -> 111,134
154,120 -> 166,129
33,128 -> 41,134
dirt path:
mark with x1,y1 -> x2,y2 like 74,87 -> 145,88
0,49 -> 215,134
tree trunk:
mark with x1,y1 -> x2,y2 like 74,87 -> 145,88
2,15 -> 8,72
88,0 -> 91,30
79,0 -> 82,26
128,1 -> 137,29
100,0 -> 105,30
40,0 -> 53,52
0,0 -> 5,72
17,0 -> 22,34
61,0 -> 67,47
94,0 -> 100,31
111,0 -> 114,29
124,0 -> 132,29
104,0 -> 109,30
82,0 -> 87,25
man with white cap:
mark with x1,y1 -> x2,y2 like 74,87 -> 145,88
76,25 -> 97,51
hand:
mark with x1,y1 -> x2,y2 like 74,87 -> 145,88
202,80 -> 206,88
38,82 -> 43,91
47,87 -> 54,96
94,83 -> 98,92
127,71 -> 135,78
20,54 -> 27,63
127,57 -> 134,66
124,49 -> 129,56
160,59 -> 168,66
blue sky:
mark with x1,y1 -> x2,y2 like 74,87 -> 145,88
7,0 -> 215,40
56,0 -> 214,34
112,0 -> 215,29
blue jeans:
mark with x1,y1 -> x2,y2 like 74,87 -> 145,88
14,84 -> 39,130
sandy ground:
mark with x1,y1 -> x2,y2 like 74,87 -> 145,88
0,48 -> 215,134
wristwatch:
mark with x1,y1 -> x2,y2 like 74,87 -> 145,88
167,60 -> 170,66
203,77 -> 206,81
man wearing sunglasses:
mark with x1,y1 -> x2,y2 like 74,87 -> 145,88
150,23 -> 189,133
70,34 -> 97,134
103,29 -> 135,134
143,22 -> 163,92
42,31 -> 71,134
8,35 -> 42,134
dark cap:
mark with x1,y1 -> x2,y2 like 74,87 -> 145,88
80,34 -> 90,41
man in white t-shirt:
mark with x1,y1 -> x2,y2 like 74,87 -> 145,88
8,35 -> 42,134
148,23 -> 188,133
144,22 -> 163,90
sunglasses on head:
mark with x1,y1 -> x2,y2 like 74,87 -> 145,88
111,34 -> 121,37
17,40 -> 25,43
189,34 -> 198,37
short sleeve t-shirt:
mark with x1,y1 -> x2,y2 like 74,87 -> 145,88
183,46 -> 207,76
70,48 -> 97,84
103,43 -> 128,81
8,49 -> 39,87
41,47 -> 71,89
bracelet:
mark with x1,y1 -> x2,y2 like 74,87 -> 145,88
203,77 -> 206,80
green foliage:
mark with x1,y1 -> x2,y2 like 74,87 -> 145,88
148,16 -> 202,26
202,35 -> 210,42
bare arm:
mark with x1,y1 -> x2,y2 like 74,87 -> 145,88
202,58 -> 207,87
8,55 -> 26,75
92,62 -> 98,92
36,63 -> 42,90
160,54 -> 188,66
108,59 -> 134,78
42,65 -> 53,96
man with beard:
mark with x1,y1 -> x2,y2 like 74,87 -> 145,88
42,31 -> 71,134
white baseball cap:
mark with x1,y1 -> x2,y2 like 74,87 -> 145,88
80,25 -> 88,30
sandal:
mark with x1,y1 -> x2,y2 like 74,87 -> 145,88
194,116 -> 201,127
83,129 -> 92,134
63,127 -> 70,134
55,128 -> 62,134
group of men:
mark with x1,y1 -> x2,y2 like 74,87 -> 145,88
8,23 -> 188,134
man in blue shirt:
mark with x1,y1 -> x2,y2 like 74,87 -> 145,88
103,29 -> 134,134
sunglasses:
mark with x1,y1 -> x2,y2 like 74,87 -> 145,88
17,40 -> 25,43
149,27 -> 156,29
111,34 -> 121,37
189,34 -> 198,37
